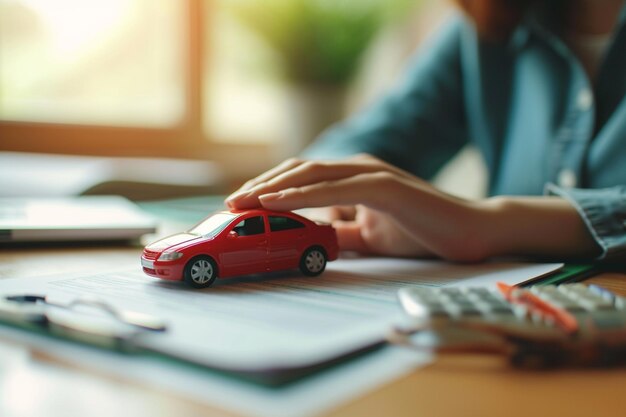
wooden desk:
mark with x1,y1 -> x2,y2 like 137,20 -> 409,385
1,245 -> 625,417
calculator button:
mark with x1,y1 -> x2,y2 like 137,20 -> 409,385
489,305 -> 515,314
417,294 -> 444,304
586,295 -> 613,306
403,303 -> 447,320
574,291 -> 607,301
473,299 -> 493,309
482,297 -> 510,307
563,283 -> 589,293
481,294 -> 506,303
547,300 -> 586,312
441,288 -> 462,295
474,288 -> 492,295
576,297 -> 614,311
489,308 -> 516,318
537,294 -> 572,305
466,288 -> 491,297
587,284 -> 616,302
532,286 -> 560,295
457,304 -> 483,315
448,295 -> 470,304
547,291 -> 572,300
466,293 -> 482,303
397,290 -> 451,320
512,305 -> 529,320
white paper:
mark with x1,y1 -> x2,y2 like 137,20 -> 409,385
0,257 -> 562,417
2,258 -> 561,372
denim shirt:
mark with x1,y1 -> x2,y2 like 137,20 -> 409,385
304,10 -> 626,262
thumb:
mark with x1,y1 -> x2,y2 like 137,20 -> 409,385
332,220 -> 372,254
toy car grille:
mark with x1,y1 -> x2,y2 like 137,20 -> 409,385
143,249 -> 159,260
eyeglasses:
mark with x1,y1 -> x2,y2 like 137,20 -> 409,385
0,293 -> 166,350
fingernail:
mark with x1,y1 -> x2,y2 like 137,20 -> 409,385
258,192 -> 283,202
226,190 -> 249,202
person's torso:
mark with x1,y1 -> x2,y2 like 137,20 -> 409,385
461,11 -> 626,196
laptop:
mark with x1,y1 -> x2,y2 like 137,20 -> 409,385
0,196 -> 157,242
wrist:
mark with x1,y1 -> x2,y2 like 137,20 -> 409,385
473,195 -> 602,259
472,196 -> 512,258
456,197 -> 508,261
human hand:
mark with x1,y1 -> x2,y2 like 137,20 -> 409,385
226,154 -> 486,261
226,154 -> 602,261
297,205 -> 435,257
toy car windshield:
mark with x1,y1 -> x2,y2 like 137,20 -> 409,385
188,212 -> 236,237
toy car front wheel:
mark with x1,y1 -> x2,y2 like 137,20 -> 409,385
299,247 -> 327,276
184,256 -> 217,288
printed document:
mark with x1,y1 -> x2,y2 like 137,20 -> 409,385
0,257 -> 561,374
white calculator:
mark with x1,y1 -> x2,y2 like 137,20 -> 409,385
395,284 -> 626,368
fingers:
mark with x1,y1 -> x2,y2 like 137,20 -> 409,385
332,220 -> 372,254
230,157 -> 305,195
227,154 -> 418,209
257,172 -> 403,212
333,216 -> 435,257
333,205 -> 358,221
230,162 -> 384,209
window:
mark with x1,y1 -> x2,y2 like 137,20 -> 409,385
0,0 -> 446,180
0,0 -> 185,127
233,216 -> 264,236
0,0 -> 275,180
269,216 -> 305,232
204,2 -> 286,145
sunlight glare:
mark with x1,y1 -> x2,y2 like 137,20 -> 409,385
20,0 -> 129,54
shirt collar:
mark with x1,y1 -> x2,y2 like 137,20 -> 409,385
507,2 -> 626,53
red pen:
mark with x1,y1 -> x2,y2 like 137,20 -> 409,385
497,282 -> 579,334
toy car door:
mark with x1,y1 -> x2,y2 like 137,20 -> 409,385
218,215 -> 268,276
267,215 -> 306,271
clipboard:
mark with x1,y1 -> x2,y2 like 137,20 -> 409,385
0,259 -> 565,387
0,292 -> 386,386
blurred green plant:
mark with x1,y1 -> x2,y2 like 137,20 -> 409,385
222,0 -> 418,86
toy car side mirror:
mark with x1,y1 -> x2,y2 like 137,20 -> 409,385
228,230 -> 239,238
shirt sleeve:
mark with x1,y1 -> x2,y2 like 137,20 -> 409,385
545,183 -> 626,262
302,14 -> 469,180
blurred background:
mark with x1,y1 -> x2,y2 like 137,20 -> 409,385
0,0 -> 483,199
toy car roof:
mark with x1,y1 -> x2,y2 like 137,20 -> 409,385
219,208 -> 312,222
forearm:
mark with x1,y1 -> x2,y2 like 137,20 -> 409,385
477,196 -> 602,260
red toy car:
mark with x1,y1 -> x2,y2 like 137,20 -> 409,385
141,209 -> 339,288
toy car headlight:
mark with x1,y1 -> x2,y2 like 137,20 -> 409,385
158,251 -> 184,261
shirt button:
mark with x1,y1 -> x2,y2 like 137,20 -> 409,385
558,169 -> 577,188
577,88 -> 593,111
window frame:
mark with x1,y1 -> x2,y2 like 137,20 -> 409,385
233,215 -> 265,236
0,0 -> 272,179
269,215 -> 306,233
